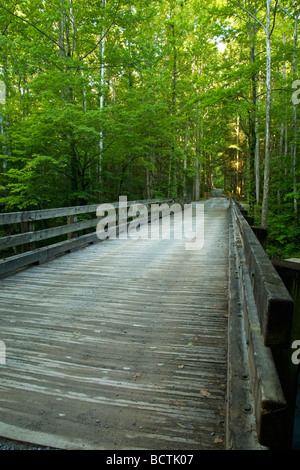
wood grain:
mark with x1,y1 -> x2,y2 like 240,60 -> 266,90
0,199 -> 229,450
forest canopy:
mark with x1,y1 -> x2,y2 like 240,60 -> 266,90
0,0 -> 299,257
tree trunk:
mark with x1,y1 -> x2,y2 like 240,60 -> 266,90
59,1 -> 65,61
168,22 -> 178,198
236,116 -> 240,196
278,32 -> 287,207
0,77 -> 7,171
99,1 -> 106,192
255,85 -> 261,204
183,123 -> 188,197
292,15 -> 298,216
237,0 -> 278,226
261,0 -> 273,229
248,10 -> 258,215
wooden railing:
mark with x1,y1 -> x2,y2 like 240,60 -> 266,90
227,198 -> 294,450
0,197 -> 190,279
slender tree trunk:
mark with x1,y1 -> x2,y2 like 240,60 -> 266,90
194,110 -> 201,201
292,15 -> 298,216
183,123 -> 188,197
236,116 -> 240,196
278,32 -> 287,207
255,81 -> 261,203
99,0 -> 106,191
252,3 -> 261,205
194,106 -> 207,200
168,22 -> 178,198
278,121 -> 284,206
0,77 -> 7,171
248,9 -> 258,215
59,0 -> 79,204
146,122 -> 154,199
0,24 -> 8,171
237,0 -> 278,226
0,108 -> 6,171
261,0 -> 273,229
59,1 -> 65,61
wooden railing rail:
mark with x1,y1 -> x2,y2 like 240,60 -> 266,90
0,197 -> 190,279
227,198 -> 294,450
231,199 -> 294,348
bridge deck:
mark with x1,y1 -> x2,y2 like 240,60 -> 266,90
0,198 -> 229,450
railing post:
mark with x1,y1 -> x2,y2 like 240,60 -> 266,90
67,215 -> 78,240
20,220 -> 35,252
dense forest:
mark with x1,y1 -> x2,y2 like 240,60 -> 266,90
0,0 -> 299,258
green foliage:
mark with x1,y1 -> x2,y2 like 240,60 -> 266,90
0,0 -> 298,258
266,207 -> 300,259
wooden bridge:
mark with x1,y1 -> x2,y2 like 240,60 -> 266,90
0,195 -> 298,450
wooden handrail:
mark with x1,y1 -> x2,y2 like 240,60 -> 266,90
231,198 -> 293,347
0,198 -> 174,225
227,198 -> 294,449
0,197 -> 190,278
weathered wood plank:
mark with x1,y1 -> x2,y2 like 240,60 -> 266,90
0,218 -> 99,250
0,232 -> 99,278
230,200 -> 289,449
0,198 -> 175,225
239,256 -> 287,448
0,204 -> 99,225
226,208 -> 265,450
0,198 -> 180,278
231,201 -> 293,347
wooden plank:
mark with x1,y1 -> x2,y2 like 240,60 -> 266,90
226,208 -> 265,450
230,203 -> 289,448
0,198 -> 179,276
0,199 -> 229,450
0,205 -> 99,225
239,256 -> 287,448
0,232 -> 99,278
232,201 -> 293,347
0,199 -> 174,226
0,218 -> 99,250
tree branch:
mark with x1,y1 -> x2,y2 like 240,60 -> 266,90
79,0 -> 121,62
278,2 -> 292,17
0,4 -> 62,52
270,0 -> 279,37
1,0 -> 18,35
237,0 -> 266,33
278,2 -> 300,20
257,87 -> 288,99
237,1 -> 279,37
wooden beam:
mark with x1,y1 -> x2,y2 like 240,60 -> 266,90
0,218 -> 99,250
229,202 -> 289,448
231,200 -> 294,348
0,198 -> 175,226
0,198 -> 187,278
0,232 -> 99,279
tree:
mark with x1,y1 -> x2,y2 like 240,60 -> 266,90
278,2 -> 300,217
0,0 -> 299,259
236,0 -> 279,228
